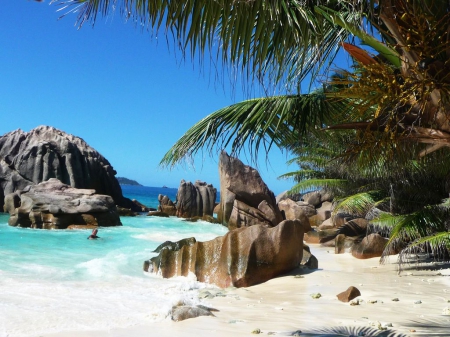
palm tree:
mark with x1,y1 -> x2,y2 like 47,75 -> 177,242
53,0 -> 450,262
51,1 -> 450,161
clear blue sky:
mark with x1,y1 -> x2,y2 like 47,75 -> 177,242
0,1 -> 343,195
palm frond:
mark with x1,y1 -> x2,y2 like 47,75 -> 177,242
160,93 -> 346,167
51,0 -> 361,89
380,203 -> 450,263
288,178 -> 347,195
278,169 -> 322,181
333,190 -> 383,217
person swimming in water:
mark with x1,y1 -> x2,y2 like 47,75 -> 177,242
88,228 -> 100,240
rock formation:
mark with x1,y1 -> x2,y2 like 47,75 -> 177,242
0,126 -> 137,210
175,180 -> 216,219
217,151 -> 283,229
4,178 -> 121,229
157,194 -> 177,216
145,219 -> 307,288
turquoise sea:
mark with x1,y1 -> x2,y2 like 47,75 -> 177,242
0,185 -> 227,337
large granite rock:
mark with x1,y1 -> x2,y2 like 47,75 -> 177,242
0,126 -> 136,210
145,219 -> 307,288
217,151 -> 283,229
4,178 -> 121,229
176,180 -> 216,218
157,194 -> 177,216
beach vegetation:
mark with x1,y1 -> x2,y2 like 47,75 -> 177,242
52,1 -> 450,262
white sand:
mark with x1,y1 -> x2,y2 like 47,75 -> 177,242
44,245 -> 450,337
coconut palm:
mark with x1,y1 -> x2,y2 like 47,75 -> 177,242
53,0 -> 450,262
52,0 -> 450,160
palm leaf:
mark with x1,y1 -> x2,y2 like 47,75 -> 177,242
160,93 -> 346,167
288,178 -> 347,195
333,191 -> 383,217
51,0 -> 359,88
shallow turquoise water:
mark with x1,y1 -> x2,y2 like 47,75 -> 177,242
0,186 -> 228,336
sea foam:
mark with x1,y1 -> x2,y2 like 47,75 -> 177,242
0,209 -> 227,337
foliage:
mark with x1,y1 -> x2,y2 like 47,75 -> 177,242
52,0 -> 450,263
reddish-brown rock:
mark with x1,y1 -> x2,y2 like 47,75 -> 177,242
217,151 -> 282,229
4,178 -> 121,229
176,180 -> 216,218
146,219 -> 307,288
337,286 -> 361,302
351,233 -> 388,259
158,194 -> 177,216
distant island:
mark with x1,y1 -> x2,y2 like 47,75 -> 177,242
117,177 -> 142,186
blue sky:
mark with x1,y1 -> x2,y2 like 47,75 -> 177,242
1,1 -> 344,195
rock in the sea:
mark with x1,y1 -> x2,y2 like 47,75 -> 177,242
147,211 -> 169,217
152,237 -> 197,253
4,178 -> 121,229
217,151 -> 282,229
157,194 -> 177,216
0,126 -> 136,210
175,180 -> 216,218
146,219 -> 307,288
337,286 -> 361,302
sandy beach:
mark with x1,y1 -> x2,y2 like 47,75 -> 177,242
41,244 -> 450,337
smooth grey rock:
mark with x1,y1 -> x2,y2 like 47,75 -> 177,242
176,180 -> 216,218
5,178 -> 121,229
171,305 -> 217,321
0,126 -> 135,210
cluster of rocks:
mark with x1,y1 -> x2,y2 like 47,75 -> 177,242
5,178 -> 121,229
145,151 -> 312,288
0,126 -> 141,213
303,204 -> 397,259
152,180 -> 217,222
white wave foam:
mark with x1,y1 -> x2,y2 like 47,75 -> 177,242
0,273 -> 207,337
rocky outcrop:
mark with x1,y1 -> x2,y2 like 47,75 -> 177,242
217,151 -> 283,229
351,233 -> 389,259
145,219 -> 307,288
302,189 -> 333,207
157,194 -> 177,216
175,180 -> 216,218
4,178 -> 121,229
0,126 -> 136,210
278,198 -> 315,222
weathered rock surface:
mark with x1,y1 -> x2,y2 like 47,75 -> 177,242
147,211 -> 169,217
301,245 -> 319,269
278,199 -> 314,223
337,286 -> 361,302
351,233 -> 388,259
302,189 -> 333,207
157,194 -> 177,216
217,151 -> 282,229
5,178 -> 121,229
176,180 -> 217,218
275,190 -> 302,203
0,126 -> 136,210
171,305 -> 217,321
145,219 -> 307,288
152,237 -> 197,253
320,218 -> 369,244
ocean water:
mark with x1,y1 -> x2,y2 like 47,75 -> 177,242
0,186 -> 228,337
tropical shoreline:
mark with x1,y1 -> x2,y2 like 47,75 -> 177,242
42,245 -> 450,337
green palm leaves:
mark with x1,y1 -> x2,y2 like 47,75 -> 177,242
160,92 -> 345,167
